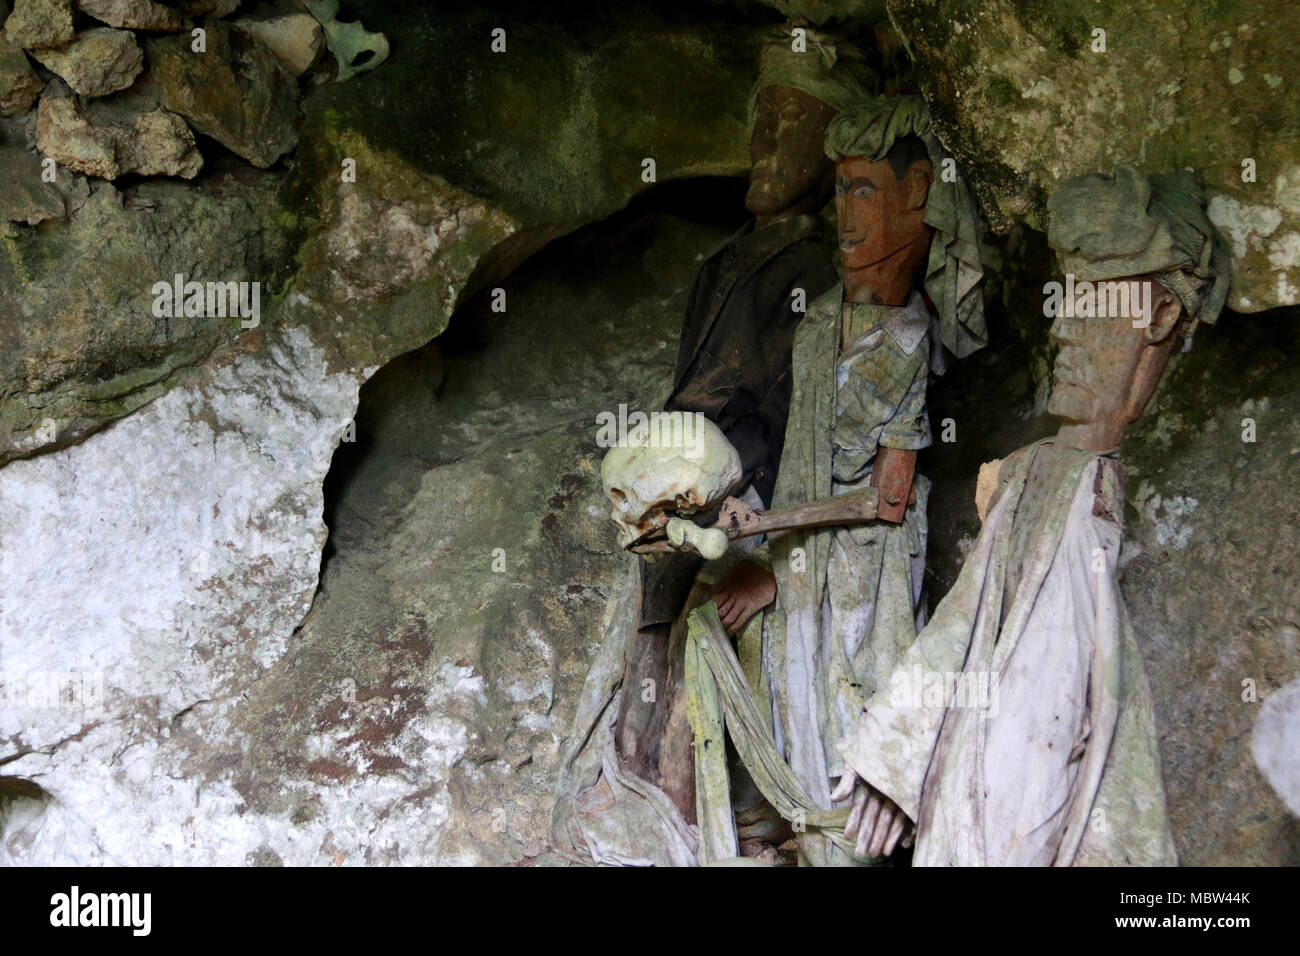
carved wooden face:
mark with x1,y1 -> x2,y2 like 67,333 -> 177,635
834,154 -> 932,271
1048,278 -> 1183,430
745,85 -> 837,218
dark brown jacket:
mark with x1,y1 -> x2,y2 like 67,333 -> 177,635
641,214 -> 837,626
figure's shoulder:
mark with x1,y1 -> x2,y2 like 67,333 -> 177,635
808,283 -> 842,316
975,457 -> 1005,522
1001,444 -> 1034,471
776,233 -> 837,268
686,241 -> 730,297
761,242 -> 838,302
978,444 -> 1035,517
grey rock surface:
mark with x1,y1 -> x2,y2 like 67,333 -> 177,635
147,22 -> 299,168
0,31 -> 41,115
0,143 -> 63,223
888,0 -> 1300,312
30,27 -> 143,97
77,0 -> 183,32
3,0 -> 74,50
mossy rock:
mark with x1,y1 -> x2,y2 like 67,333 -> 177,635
889,0 -> 1300,312
0,169 -> 294,464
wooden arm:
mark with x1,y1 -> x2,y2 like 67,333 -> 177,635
871,446 -> 916,524
630,487 -> 879,554
716,486 -> 879,538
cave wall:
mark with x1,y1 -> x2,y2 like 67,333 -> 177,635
1120,309 -> 1300,865
3,191 -> 740,864
1,0 -> 1297,864
2,0 -> 761,462
0,1 -> 762,863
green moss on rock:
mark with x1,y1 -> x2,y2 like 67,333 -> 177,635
889,0 -> 1300,312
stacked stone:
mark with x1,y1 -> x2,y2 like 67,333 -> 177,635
0,0 -> 329,225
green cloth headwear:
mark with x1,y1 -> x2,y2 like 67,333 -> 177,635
748,23 -> 877,129
824,92 -> 930,164
1047,164 -> 1231,328
825,94 -> 988,364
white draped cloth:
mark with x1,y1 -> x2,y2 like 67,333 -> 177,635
838,440 -> 1178,866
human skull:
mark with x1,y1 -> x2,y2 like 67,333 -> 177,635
600,413 -> 742,549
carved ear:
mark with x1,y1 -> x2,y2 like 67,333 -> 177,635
1146,288 -> 1183,344
907,162 -> 934,211
1125,288 -> 1184,424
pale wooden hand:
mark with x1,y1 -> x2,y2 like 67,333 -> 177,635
831,769 -> 911,858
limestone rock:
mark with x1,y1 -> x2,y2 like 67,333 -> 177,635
234,12 -> 323,78
3,0 -> 73,49
76,0 -> 183,31
760,0 -> 885,22
889,0 -> 1300,311
0,144 -> 64,223
30,27 -> 142,97
288,3 -> 756,290
35,86 -> 202,179
0,30 -> 41,115
0,207 -> 721,865
120,110 -> 201,176
1252,678 -> 1300,817
35,93 -> 114,177
1,2 -> 755,466
179,0 -> 239,15
0,327 -> 364,865
0,172 -> 294,463
148,22 -> 299,168
278,131 -> 516,375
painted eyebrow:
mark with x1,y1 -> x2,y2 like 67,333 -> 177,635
836,176 -> 878,190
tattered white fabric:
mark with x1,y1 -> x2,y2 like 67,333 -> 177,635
837,440 -> 1178,866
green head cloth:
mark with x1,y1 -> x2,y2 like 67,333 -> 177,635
748,23 -> 877,129
1047,164 -> 1231,328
